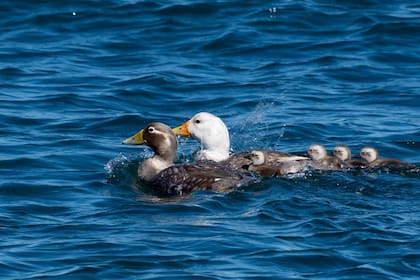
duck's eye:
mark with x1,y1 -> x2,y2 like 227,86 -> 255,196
195,119 -> 201,124
148,127 -> 155,133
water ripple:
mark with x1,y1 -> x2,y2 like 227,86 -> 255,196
1,0 -> 419,278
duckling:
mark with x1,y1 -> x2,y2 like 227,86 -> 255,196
360,146 -> 415,169
123,122 -> 254,196
307,144 -> 349,170
333,144 -> 367,168
245,150 -> 310,177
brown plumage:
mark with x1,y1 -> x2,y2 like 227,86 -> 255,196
242,150 -> 309,177
123,122 -> 254,196
223,149 -> 308,172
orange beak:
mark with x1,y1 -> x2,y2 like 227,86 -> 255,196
172,121 -> 191,137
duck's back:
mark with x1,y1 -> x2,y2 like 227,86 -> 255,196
370,158 -> 414,168
224,151 -> 253,170
262,150 -> 307,164
151,161 -> 255,196
224,150 -> 306,171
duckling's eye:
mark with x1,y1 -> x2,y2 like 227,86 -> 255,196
195,119 -> 201,124
148,127 -> 155,133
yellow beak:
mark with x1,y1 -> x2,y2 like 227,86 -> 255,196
172,121 -> 191,137
122,129 -> 144,145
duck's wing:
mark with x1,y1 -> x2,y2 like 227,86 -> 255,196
309,156 -> 349,171
248,160 -> 309,177
248,165 -> 280,177
224,151 -> 253,170
263,150 -> 308,164
375,159 -> 415,168
348,159 -> 368,168
151,161 -> 255,196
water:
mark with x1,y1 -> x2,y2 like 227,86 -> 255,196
1,0 -> 419,279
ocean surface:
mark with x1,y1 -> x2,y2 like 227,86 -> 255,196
1,0 -> 419,279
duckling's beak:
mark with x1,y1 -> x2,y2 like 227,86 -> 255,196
244,154 -> 252,160
122,129 -> 144,145
172,121 -> 191,137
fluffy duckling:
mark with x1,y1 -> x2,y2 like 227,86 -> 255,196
360,147 -> 415,168
123,122 -> 254,196
307,144 -> 349,170
333,144 -> 367,168
245,150 -> 309,177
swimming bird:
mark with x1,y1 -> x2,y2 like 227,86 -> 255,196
172,112 -> 230,162
172,112 -> 308,172
244,150 -> 310,177
333,144 -> 367,168
360,146 -> 415,168
307,144 -> 349,170
122,122 -> 254,196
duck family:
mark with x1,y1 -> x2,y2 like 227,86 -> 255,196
122,112 -> 417,196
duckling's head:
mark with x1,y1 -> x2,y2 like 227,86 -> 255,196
360,146 -> 378,163
333,145 -> 351,161
172,112 -> 230,155
123,122 -> 178,162
250,150 -> 265,166
307,144 -> 327,161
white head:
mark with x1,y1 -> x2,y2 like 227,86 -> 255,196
360,147 -> 378,163
173,112 -> 230,161
250,150 -> 265,166
333,145 -> 351,161
307,144 -> 327,161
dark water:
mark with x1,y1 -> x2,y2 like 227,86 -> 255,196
1,0 -> 420,278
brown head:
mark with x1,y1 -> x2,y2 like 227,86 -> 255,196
123,122 -> 178,163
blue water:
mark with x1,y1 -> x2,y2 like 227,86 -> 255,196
1,0 -> 420,278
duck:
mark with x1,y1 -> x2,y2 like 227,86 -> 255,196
172,112 -> 230,162
307,144 -> 349,170
172,112 -> 309,175
332,144 -> 367,168
359,146 -> 415,169
122,122 -> 255,196
244,150 -> 310,177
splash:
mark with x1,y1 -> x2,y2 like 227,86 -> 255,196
230,102 -> 286,151
104,151 -> 152,185
104,153 -> 133,174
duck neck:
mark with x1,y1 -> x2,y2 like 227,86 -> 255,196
200,132 -> 230,161
139,155 -> 174,182
139,142 -> 177,182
